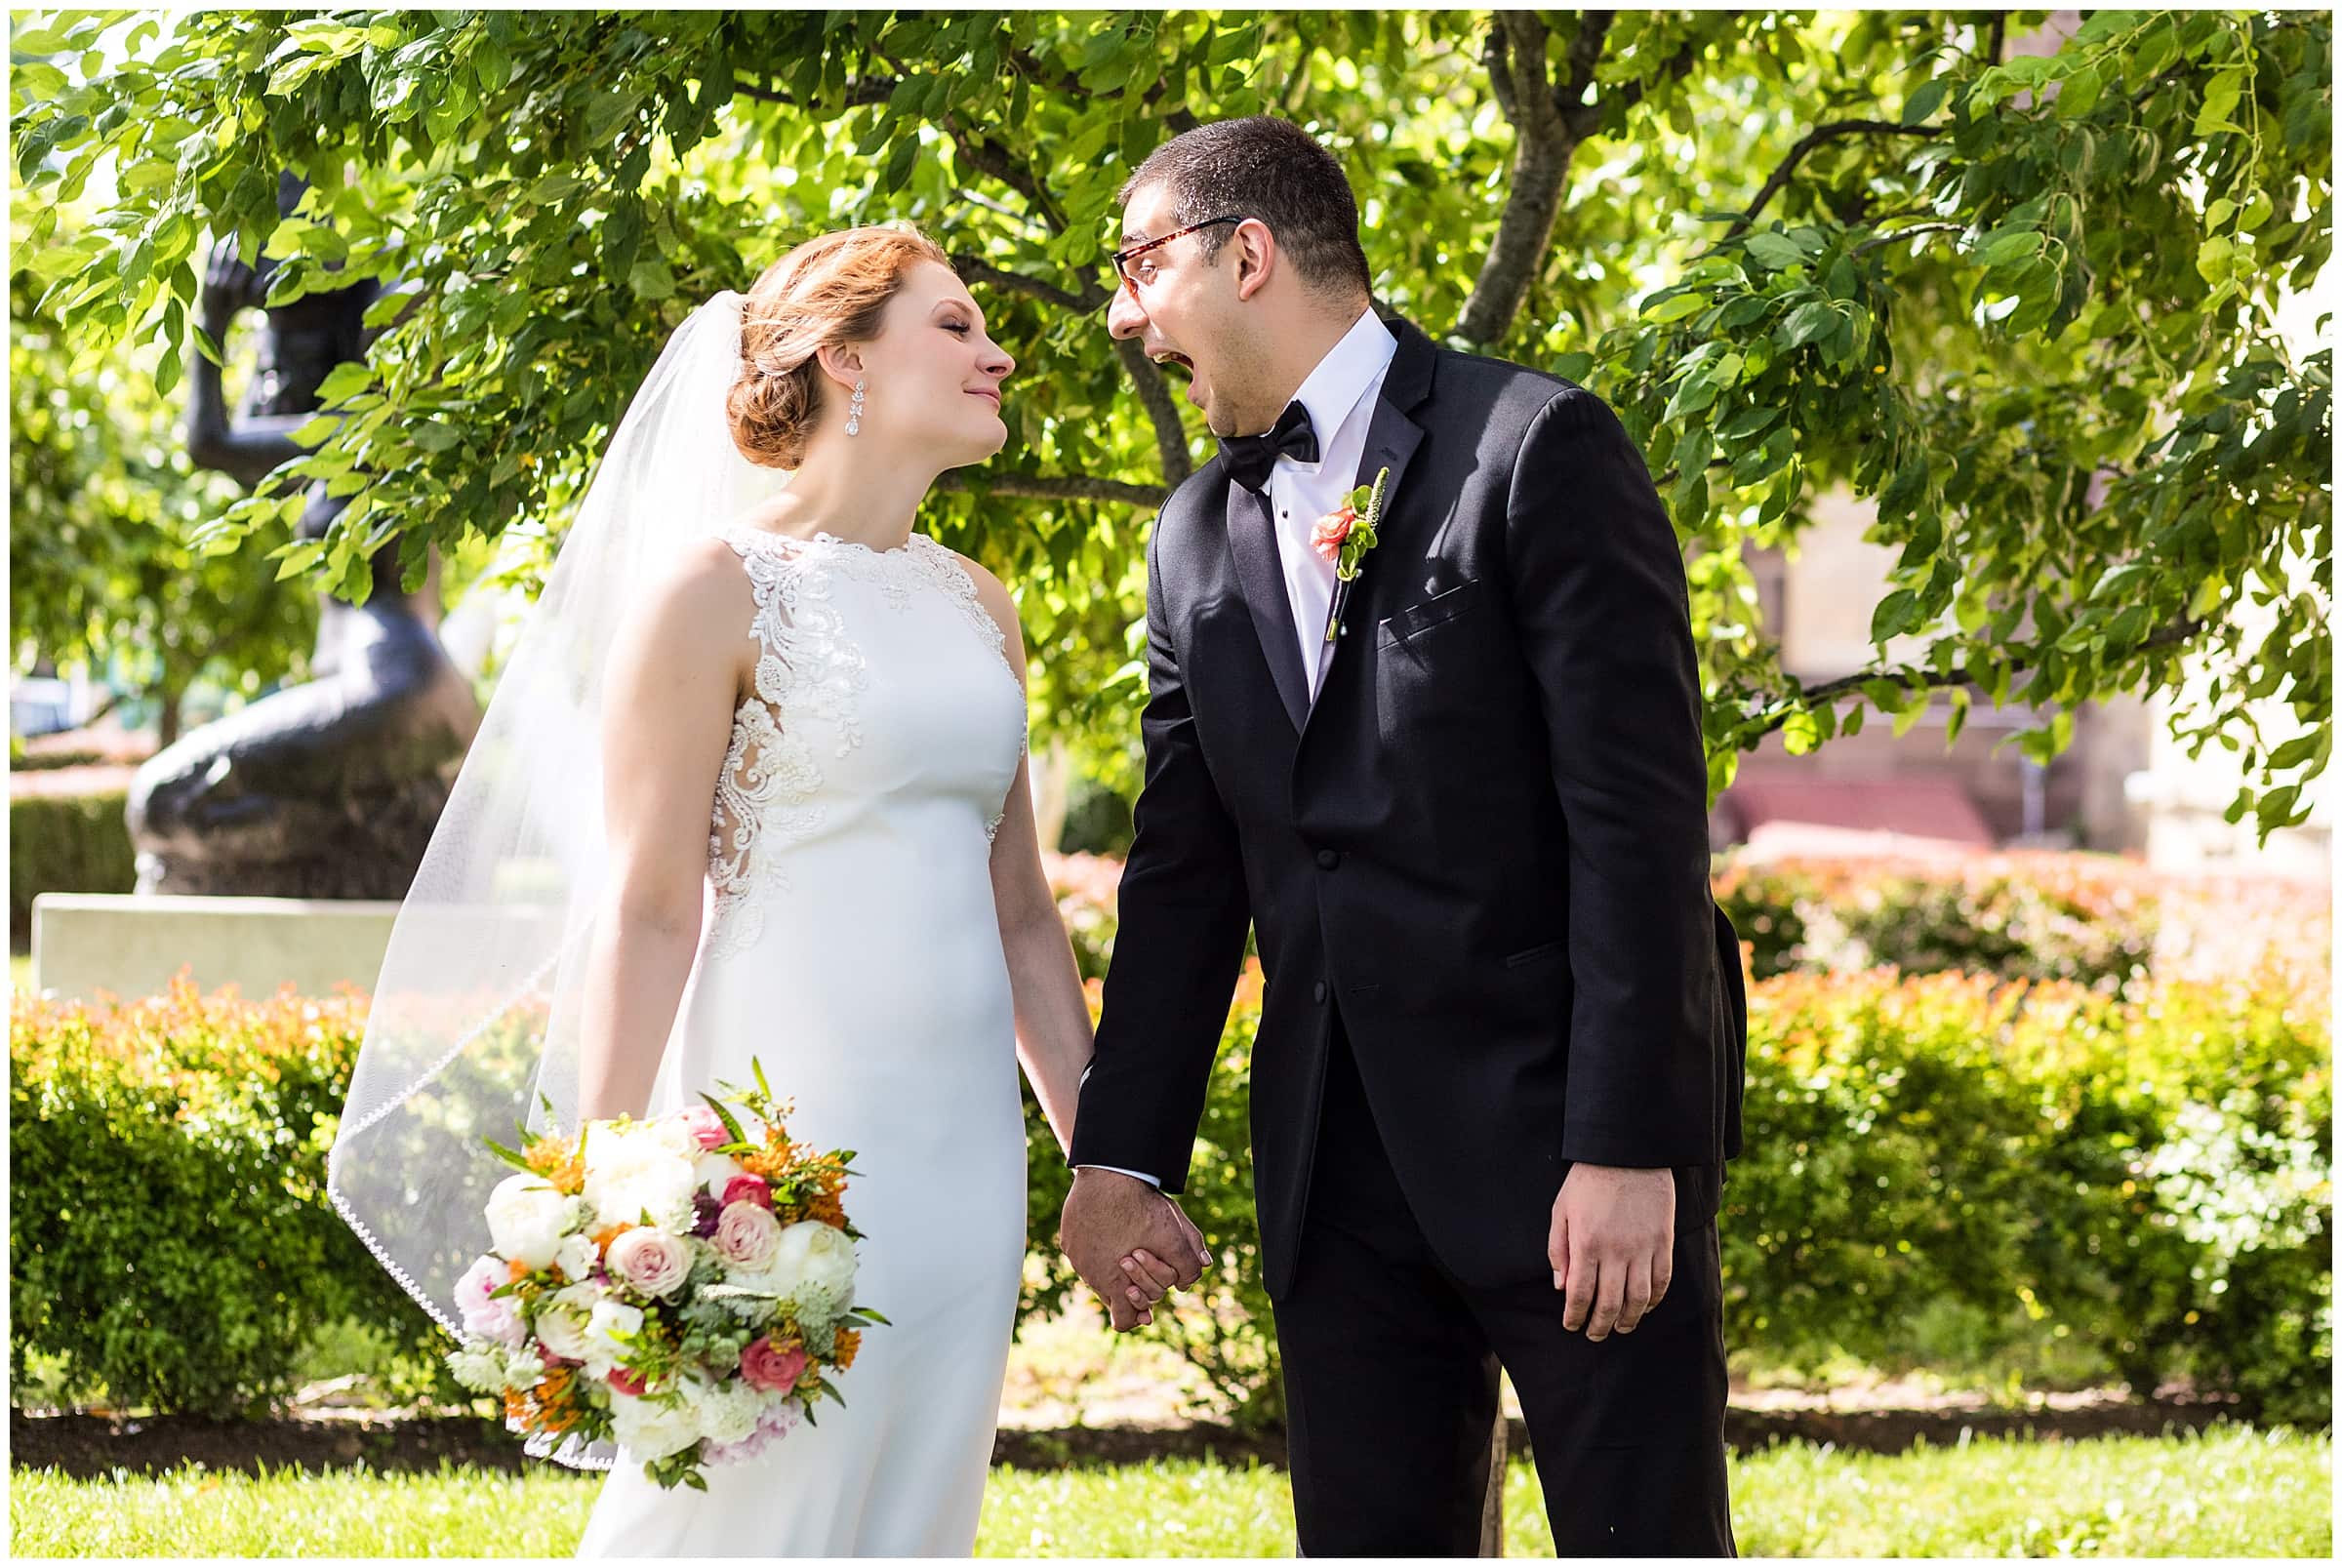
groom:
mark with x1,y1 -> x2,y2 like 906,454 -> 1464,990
1061,116 -> 1747,1555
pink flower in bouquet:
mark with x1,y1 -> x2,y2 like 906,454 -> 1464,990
713,1200 -> 783,1270
678,1106 -> 730,1150
703,1398 -> 800,1464
607,1365 -> 648,1396
722,1174 -> 773,1210
456,1254 -> 526,1347
740,1335 -> 809,1393
606,1226 -> 691,1297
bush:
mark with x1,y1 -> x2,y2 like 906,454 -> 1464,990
1725,968 -> 2330,1424
1711,853 -> 2161,994
8,976 -> 452,1416
13,905 -> 2329,1430
9,785 -> 137,944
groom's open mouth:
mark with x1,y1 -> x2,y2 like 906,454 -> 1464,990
1151,350 -> 1206,409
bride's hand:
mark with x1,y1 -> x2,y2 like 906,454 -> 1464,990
1117,1249 -> 1182,1321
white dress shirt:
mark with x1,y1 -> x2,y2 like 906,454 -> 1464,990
1080,308 -> 1399,1190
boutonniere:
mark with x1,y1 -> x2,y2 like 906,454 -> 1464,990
1314,464 -> 1391,643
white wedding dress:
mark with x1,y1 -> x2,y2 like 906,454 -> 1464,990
575,523 -> 1030,1556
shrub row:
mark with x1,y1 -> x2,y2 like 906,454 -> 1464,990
15,958 -> 2327,1430
10,786 -> 138,945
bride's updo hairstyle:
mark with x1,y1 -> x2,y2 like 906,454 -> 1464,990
728,224 -> 953,469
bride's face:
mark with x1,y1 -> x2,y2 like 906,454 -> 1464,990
849,262 -> 1015,465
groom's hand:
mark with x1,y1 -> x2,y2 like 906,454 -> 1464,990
1550,1163 -> 1675,1341
1059,1168 -> 1210,1332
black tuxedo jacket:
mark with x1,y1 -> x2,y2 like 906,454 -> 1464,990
1070,315 -> 1747,1299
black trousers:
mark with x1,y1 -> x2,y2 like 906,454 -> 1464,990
1276,1010 -> 1736,1557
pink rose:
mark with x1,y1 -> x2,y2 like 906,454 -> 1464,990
722,1174 -> 773,1211
1312,505 -> 1356,566
605,1226 -> 691,1298
712,1199 -> 782,1270
456,1254 -> 526,1347
740,1335 -> 810,1393
678,1106 -> 729,1150
606,1365 -> 648,1396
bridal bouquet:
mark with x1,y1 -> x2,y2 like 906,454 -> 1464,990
443,1060 -> 887,1490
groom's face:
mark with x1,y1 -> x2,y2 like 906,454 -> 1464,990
1108,181 -> 1260,439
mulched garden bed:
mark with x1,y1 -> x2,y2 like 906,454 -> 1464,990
11,1392 -> 2253,1482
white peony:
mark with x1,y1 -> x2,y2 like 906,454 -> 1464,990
763,1221 -> 859,1306
609,1391 -> 702,1461
484,1174 -> 569,1269
582,1123 -> 700,1233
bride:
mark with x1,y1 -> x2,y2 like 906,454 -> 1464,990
328,225 -> 1203,1555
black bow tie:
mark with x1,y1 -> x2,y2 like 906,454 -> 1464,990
1219,401 -> 1319,494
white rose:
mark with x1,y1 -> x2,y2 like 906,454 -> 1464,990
534,1281 -> 602,1363
553,1230 -> 600,1284
693,1150 -> 745,1196
768,1221 -> 859,1304
484,1174 -> 569,1270
586,1298 -> 645,1372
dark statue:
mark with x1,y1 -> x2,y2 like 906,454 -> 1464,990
128,174 -> 482,899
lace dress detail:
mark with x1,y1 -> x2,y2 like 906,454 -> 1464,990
705,529 -> 1026,959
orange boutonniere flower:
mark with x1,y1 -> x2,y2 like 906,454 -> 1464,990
1317,464 -> 1391,643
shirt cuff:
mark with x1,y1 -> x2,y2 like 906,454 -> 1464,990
1075,1163 -> 1162,1188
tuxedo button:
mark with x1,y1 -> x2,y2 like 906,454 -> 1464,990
1315,848 -> 1340,869
1312,981 -> 1328,1004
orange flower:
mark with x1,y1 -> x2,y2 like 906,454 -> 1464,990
1311,504 -> 1356,565
832,1327 -> 862,1370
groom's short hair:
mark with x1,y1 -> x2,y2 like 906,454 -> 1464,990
1119,116 -> 1372,301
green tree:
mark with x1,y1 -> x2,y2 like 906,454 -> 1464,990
9,186 -> 313,745
12,9 -> 2328,830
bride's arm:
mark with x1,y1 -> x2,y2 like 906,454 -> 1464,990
576,539 -> 751,1124
964,559 -> 1094,1155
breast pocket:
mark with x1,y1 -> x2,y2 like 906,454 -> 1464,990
1377,577 -> 1488,647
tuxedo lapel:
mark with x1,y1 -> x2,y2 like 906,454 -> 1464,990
1223,477 -> 1311,734
1306,315 -> 1437,715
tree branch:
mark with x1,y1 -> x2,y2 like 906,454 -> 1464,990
1114,335 -> 1195,485
1851,221 -> 1965,257
1724,120 -> 1946,242
1458,14 -> 1698,346
1456,11 -> 1573,347
955,258 -> 1101,315
932,468 -> 1166,507
1760,614 -> 2209,734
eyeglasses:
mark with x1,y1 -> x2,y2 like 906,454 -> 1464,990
1109,215 -> 1245,294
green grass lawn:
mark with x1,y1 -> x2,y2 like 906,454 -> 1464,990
10,1427 -> 2329,1556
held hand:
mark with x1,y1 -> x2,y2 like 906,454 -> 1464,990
1060,1169 -> 1210,1332
1549,1163 -> 1675,1341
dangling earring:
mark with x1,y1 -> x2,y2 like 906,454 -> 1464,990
846,377 -> 866,437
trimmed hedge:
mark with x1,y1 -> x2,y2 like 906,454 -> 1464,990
9,977 -> 454,1416
10,786 -> 137,943
13,936 -> 2330,1430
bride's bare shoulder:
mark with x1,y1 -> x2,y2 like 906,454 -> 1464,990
608,535 -> 761,674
